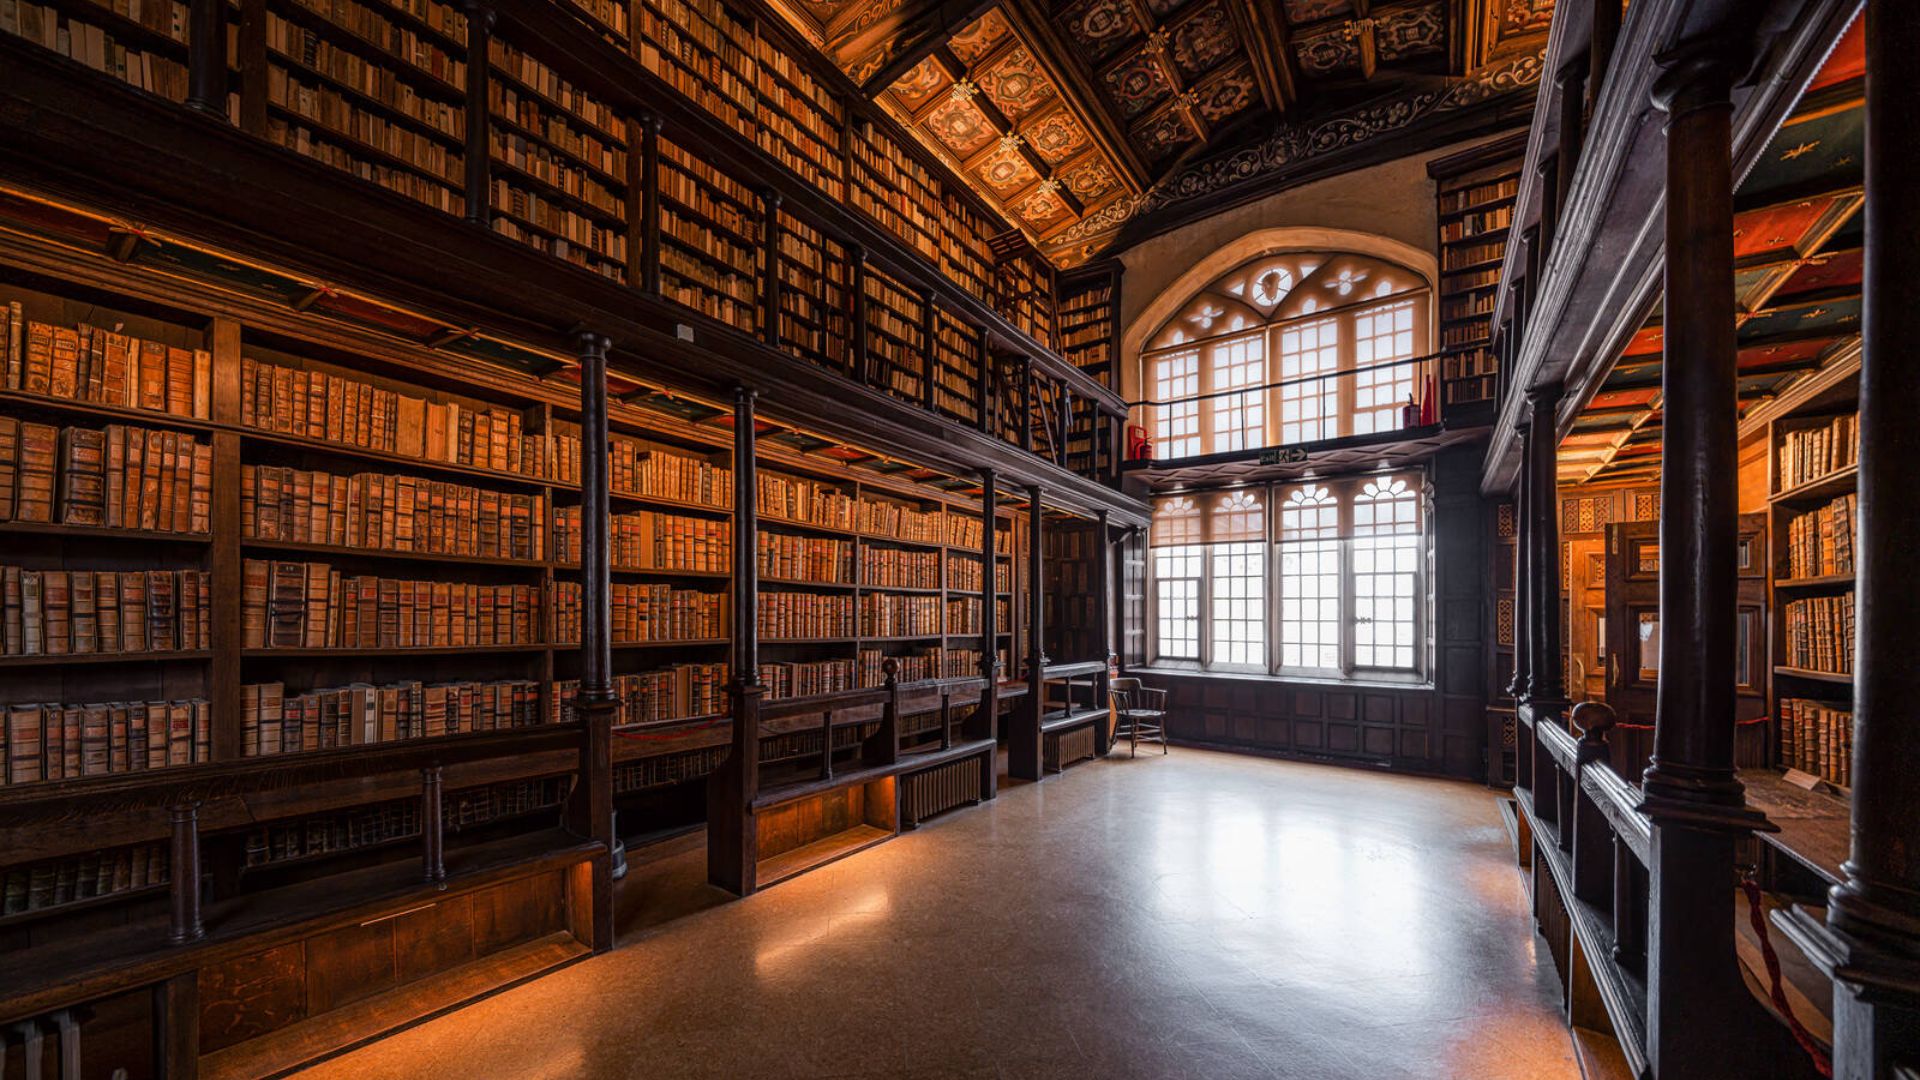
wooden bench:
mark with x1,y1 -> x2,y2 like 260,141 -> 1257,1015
1009,660 -> 1112,780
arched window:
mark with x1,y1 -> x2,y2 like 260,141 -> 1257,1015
1140,253 -> 1431,459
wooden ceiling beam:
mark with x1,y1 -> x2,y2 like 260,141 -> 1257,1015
1234,0 -> 1297,111
1001,0 -> 1153,192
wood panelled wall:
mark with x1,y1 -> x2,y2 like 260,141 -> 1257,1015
1142,446 -> 1496,780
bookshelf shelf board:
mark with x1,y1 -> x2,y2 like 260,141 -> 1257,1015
0,649 -> 211,667
0,520 -> 213,544
1441,312 -> 1494,327
240,538 -> 548,569
487,160 -> 627,227
238,428 -> 555,491
856,584 -> 943,594
860,634 -> 942,642
1441,256 -> 1506,276
857,533 -> 943,551
607,638 -> 730,649
762,636 -> 858,645
263,103 -> 462,188
0,388 -> 213,432
43,0 -> 189,57
484,65 -> 622,146
760,517 -> 856,539
756,823 -> 890,887
1443,226 -> 1511,246
1774,573 -> 1855,590
611,711 -> 727,736
0,880 -> 171,930
658,190 -> 760,250
657,229 -> 755,275
1447,281 -> 1503,295
267,49 -> 464,147
346,0 -> 469,55
1438,186 -> 1524,219
598,565 -> 732,580
1739,767 -> 1849,887
487,113 -> 623,190
240,644 -> 549,658
761,577 -> 858,590
1771,465 -> 1859,504
603,490 -> 731,516
1774,665 -> 1853,685
268,0 -> 466,101
487,209 -> 621,268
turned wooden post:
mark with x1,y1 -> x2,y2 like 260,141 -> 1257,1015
850,247 -> 870,386
1525,382 -> 1565,709
185,0 -> 228,116
709,385 -> 764,895
1508,420 -> 1532,700
761,191 -> 782,348
1784,3 -> 1920,1073
168,802 -> 203,943
1009,483 -> 1046,780
422,765 -> 445,882
460,1 -> 494,227
974,468 -> 1001,798
1093,508 -> 1115,756
573,329 -> 617,949
1639,50 -> 1785,1080
640,115 -> 663,296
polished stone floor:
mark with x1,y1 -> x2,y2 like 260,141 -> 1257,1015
298,749 -> 1580,1079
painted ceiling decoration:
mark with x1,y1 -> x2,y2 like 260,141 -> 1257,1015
1560,18 -> 1865,487
771,0 -> 1552,265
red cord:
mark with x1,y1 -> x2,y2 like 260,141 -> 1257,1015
1604,715 -> 1770,732
1738,873 -> 1834,1078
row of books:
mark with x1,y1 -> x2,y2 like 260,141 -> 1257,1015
944,596 -> 1011,635
548,581 -> 725,644
947,554 -> 1008,594
1779,414 -> 1859,491
857,495 -> 942,543
1443,241 -> 1504,272
2,303 -> 212,420
1440,206 -> 1513,242
757,657 -> 853,699
613,744 -> 725,792
269,62 -> 465,185
242,464 -> 547,560
997,257 -> 1056,352
269,17 -> 465,138
265,117 -> 465,213
759,472 -> 853,529
2,1 -> 190,102
488,128 -> 622,217
240,677 -> 546,756
280,0 -> 467,91
2,567 -> 211,656
0,420 -> 210,533
860,546 -> 938,589
1783,493 -> 1856,579
2,842 -> 168,917
1779,697 -> 1852,788
3,698 -> 209,785
1439,176 -> 1520,215
489,181 -> 628,269
859,593 -> 940,638
241,559 -> 542,649
242,357 -> 558,478
946,516 -> 991,551
758,531 -> 850,583
849,124 -> 941,263
487,40 -> 622,141
1783,592 -> 1856,676
242,775 -> 568,867
757,591 -> 852,639
555,507 -> 730,572
608,443 -> 730,508
488,79 -> 624,181
859,647 -> 936,687
557,664 -> 726,725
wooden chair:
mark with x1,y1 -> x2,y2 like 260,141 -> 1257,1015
1108,678 -> 1167,758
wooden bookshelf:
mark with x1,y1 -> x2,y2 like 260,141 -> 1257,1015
861,266 -> 926,406
3,0 -> 194,104
1056,263 -> 1120,388
1430,143 -> 1521,417
1767,370 -> 1859,797
656,133 -> 760,332
773,210 -> 853,372
930,304 -> 981,426
849,120 -> 942,265
995,248 -> 1056,354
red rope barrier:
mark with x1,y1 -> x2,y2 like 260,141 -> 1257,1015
1603,715 -> 1771,732
1738,872 -> 1834,1078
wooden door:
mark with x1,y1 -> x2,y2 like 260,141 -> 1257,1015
1602,515 -> 1770,776
1566,538 -> 1607,702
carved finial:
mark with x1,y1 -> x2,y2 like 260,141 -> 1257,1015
950,80 -> 980,103
1144,28 -> 1170,54
997,132 -> 1026,154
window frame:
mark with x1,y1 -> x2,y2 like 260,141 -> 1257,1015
1146,470 -> 1433,684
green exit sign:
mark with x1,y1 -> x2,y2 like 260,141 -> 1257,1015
1258,447 -> 1309,466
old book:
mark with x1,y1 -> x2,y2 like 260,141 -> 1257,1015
22,320 -> 52,395
138,339 -> 168,412
42,570 -> 69,656
48,325 -> 80,400
0,415 -> 18,522
3,301 -> 21,389
70,570 -> 97,654
120,570 -> 147,651
58,426 -> 106,527
15,421 -> 57,523
6,705 -> 43,784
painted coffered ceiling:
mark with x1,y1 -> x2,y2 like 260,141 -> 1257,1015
770,0 -> 1553,265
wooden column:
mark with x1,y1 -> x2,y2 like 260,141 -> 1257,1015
1021,360 -> 1035,452
975,328 -> 993,434
640,115 -> 662,296
761,191 -> 782,348
850,246 -> 869,386
461,1 -> 494,227
1787,3 -> 1920,1073
709,385 -> 763,894
1010,484 -> 1046,780
185,0 -> 227,116
572,330 -> 617,950
1557,62 -> 1587,218
1508,419 -> 1532,699
168,802 -> 202,943
972,468 -> 1001,799
921,292 -> 938,413
1639,50 -> 1785,1080
1093,507 -> 1114,757
1590,0 -> 1622,103
421,766 -> 445,882
1524,382 -> 1565,707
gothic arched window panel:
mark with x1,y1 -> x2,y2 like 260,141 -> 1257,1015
1140,251 -> 1431,460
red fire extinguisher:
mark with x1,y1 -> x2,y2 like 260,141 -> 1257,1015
1127,424 -> 1154,461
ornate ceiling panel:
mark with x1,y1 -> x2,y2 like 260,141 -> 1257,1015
776,0 -> 1551,265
